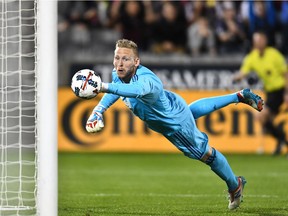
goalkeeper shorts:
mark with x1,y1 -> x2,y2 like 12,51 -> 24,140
164,119 -> 210,160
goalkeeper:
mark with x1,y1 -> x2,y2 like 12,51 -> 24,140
86,39 -> 264,210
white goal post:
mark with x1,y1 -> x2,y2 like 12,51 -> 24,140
0,0 -> 57,215
36,0 -> 57,215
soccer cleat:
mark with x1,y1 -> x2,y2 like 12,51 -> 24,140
228,176 -> 247,210
237,88 -> 264,111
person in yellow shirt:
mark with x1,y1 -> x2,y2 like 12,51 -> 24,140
234,31 -> 288,155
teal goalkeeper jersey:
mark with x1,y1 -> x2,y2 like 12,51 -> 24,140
98,65 -> 192,135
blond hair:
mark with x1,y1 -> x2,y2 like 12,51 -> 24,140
115,39 -> 139,57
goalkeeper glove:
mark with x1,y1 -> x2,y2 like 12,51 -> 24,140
86,105 -> 106,133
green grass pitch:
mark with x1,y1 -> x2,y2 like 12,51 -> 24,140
59,152 -> 288,216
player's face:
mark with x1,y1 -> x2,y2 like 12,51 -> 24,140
113,47 -> 140,83
253,33 -> 267,50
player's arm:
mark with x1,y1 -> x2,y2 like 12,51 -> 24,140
274,50 -> 288,105
232,72 -> 247,83
285,72 -> 288,91
86,93 -> 119,133
101,76 -> 160,99
233,55 -> 251,83
276,52 -> 288,93
283,68 -> 288,105
86,73 -> 120,133
98,93 -> 120,110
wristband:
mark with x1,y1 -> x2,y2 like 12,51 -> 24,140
101,83 -> 109,92
93,105 -> 106,114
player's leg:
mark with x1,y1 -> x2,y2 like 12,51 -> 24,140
200,145 -> 239,192
189,89 -> 264,119
166,118 -> 239,192
201,146 -> 246,210
258,89 -> 288,154
189,93 -> 239,119
165,116 -> 245,209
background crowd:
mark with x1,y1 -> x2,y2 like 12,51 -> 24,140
58,0 -> 288,57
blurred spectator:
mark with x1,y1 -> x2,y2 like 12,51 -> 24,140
184,1 -> 207,25
279,1 -> 288,55
66,1 -> 100,28
240,1 -> 249,22
58,1 -> 288,58
187,17 -> 216,56
248,1 -> 277,46
239,1 -> 252,46
184,0 -> 217,25
143,1 -> 162,24
117,1 -> 149,50
215,2 -> 246,55
58,1 -> 100,46
106,1 -> 121,30
151,2 -> 187,54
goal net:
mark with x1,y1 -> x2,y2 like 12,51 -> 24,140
0,0 -> 37,214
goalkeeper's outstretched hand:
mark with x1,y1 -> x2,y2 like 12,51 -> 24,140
86,105 -> 106,133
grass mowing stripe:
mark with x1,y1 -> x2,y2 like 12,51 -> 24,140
59,153 -> 288,216
69,193 -> 280,198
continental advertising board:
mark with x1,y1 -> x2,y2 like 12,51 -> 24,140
58,88 -> 288,153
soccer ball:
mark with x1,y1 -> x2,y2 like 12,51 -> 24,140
71,69 -> 101,99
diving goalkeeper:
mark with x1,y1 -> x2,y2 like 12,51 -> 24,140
86,39 -> 264,210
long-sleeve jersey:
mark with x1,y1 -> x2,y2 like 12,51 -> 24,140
98,65 -> 192,136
